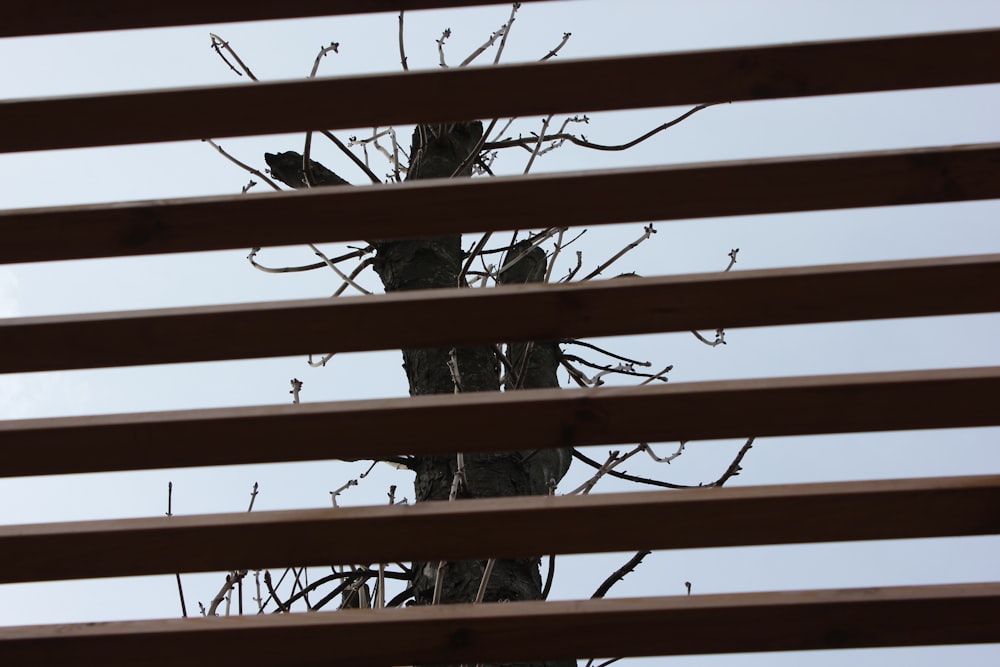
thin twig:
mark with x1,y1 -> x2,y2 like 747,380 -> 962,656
523,114 -> 554,174
330,479 -> 358,507
638,364 -> 674,385
544,228 -> 565,283
492,3 -> 522,65
561,251 -> 584,282
591,551 -> 651,599
398,11 -> 409,71
436,28 -> 452,67
309,42 -> 340,78
247,245 -> 372,274
642,441 -> 685,464
541,32 -> 572,60
247,482 -> 259,512
474,558 -> 497,603
571,449 -> 689,490
320,130 -> 382,184
691,328 -> 726,347
332,257 -> 375,297
263,571 -> 286,613
308,244 -> 372,294
561,339 -> 652,367
209,33 -> 259,80
203,139 -> 281,191
484,103 -> 722,152
581,224 -> 656,281
710,437 -> 755,487
460,23 -> 508,67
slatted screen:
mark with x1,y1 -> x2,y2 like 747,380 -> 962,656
1,1 -> 999,665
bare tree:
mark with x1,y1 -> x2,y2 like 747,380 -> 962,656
198,7 -> 749,666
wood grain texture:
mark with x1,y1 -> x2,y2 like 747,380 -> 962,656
1,584 -> 997,665
1,367 -> 998,477
1,0 -> 560,37
2,254 -> 997,373
2,29 -> 998,152
3,143 -> 999,263
1,475 -> 998,582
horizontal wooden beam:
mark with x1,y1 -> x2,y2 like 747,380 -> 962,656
2,254 -> 998,373
3,29 -> 999,152
1,475 -> 997,583
4,143 -> 999,264
1,367 -> 998,477
2,1 -> 559,37
1,584 -> 997,665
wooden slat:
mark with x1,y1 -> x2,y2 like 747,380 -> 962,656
1,475 -> 997,583
2,0 -> 559,37
3,29 -> 999,153
1,367 -> 997,477
2,254 -> 998,374
3,143 -> 999,264
1,584 -> 997,665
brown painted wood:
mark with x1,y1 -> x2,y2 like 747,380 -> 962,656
2,0 -> 560,37
1,367 -> 997,477
1,584 -> 997,664
3,29 -> 999,152
1,476 -> 997,583
2,254 -> 998,373
3,143 -> 999,264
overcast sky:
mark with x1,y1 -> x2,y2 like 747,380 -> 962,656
1,2 -> 998,665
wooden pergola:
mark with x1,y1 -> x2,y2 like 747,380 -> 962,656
1,1 -> 998,664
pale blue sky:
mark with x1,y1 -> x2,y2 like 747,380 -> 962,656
1,2 -> 998,664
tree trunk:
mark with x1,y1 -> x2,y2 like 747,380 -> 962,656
268,121 -> 573,667
378,123 -> 573,667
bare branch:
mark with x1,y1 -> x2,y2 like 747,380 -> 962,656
320,130 -> 383,184
330,479 -> 358,507
247,245 -> 372,274
289,378 -> 303,404
484,103 -> 722,152
561,339 -> 653,367
571,449 -> 690,490
591,550 -> 651,599
436,28 -> 452,67
725,247 -> 740,271
581,223 -> 656,281
209,33 -> 258,80
398,11 -> 409,71
641,441 -> 685,464
638,364 -> 674,385
523,114 -> 554,174
710,437 -> 755,487
460,23 -> 508,67
307,352 -> 335,368
541,32 -> 572,60
208,570 -> 247,616
246,481 -> 259,512
544,228 -> 565,282
541,553 -> 556,600
309,42 -> 340,78
203,139 -> 281,191
474,558 -> 497,603
174,574 -> 188,618
308,243 -> 372,295
492,3 -> 522,65
572,437 -> 754,490
561,250 -> 584,282
331,257 -> 375,297
691,328 -> 726,347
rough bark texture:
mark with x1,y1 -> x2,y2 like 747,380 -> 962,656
268,122 -> 573,667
